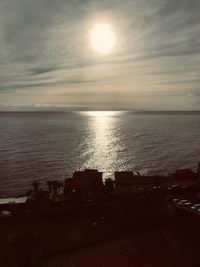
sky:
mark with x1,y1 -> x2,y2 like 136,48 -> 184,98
0,0 -> 200,110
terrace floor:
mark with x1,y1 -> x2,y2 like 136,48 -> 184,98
42,224 -> 200,267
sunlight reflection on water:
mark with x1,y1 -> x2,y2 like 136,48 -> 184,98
80,111 -> 125,177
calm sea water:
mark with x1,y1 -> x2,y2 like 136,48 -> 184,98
0,111 -> 200,197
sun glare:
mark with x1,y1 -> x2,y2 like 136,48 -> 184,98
90,23 -> 116,54
81,111 -> 117,117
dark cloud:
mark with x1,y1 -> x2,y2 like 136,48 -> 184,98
30,67 -> 58,76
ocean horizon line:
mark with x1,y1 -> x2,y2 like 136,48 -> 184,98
0,110 -> 200,114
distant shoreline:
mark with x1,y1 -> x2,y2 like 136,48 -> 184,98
0,110 -> 200,115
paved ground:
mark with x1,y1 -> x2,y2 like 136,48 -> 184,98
42,225 -> 199,267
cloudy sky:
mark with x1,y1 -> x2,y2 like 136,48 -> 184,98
0,0 -> 200,110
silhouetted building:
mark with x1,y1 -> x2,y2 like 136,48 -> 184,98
115,171 -> 136,184
104,178 -> 114,195
115,171 -> 158,185
173,169 -> 197,179
64,169 -> 103,200
114,171 -> 152,193
64,178 -> 73,196
73,169 -> 103,193
114,167 -> 200,194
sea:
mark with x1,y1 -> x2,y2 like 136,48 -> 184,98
0,110 -> 200,197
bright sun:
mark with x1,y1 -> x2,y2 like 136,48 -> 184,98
90,23 -> 116,54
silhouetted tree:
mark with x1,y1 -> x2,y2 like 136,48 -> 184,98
32,181 -> 40,193
104,178 -> 114,194
46,181 -> 52,193
51,180 -> 63,194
